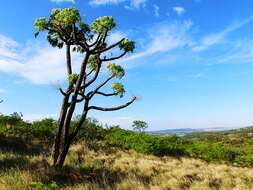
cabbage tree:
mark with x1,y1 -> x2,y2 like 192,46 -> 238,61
35,8 -> 137,168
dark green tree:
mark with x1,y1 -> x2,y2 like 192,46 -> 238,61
132,120 -> 148,132
34,8 -> 137,168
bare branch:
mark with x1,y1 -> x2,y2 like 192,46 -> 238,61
93,38 -> 125,54
101,51 -> 127,62
86,68 -> 95,78
83,63 -> 102,88
88,33 -> 102,47
76,92 -> 87,103
96,91 -> 117,97
66,44 -> 72,75
88,96 -> 137,111
88,75 -> 115,99
59,88 -> 68,96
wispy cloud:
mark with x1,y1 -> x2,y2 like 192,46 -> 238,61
0,34 -> 19,60
193,15 -> 253,52
0,89 -> 8,93
89,0 -> 147,8
190,73 -> 204,78
173,6 -> 185,15
216,39 -> 253,64
153,4 -> 160,17
50,0 -> 75,3
89,0 -> 125,5
0,35 -> 82,84
122,21 -> 193,63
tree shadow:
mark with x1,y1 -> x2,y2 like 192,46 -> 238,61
0,136 -> 46,156
0,156 -> 30,170
41,165 -> 151,189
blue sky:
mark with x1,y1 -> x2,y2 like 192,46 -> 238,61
1,0 -> 253,130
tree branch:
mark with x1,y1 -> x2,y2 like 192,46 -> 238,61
69,100 -> 89,141
76,92 -> 87,103
88,96 -> 137,111
88,75 -> 115,99
93,38 -> 125,54
101,51 -> 127,62
83,63 -> 102,88
66,44 -> 72,75
86,69 -> 95,78
88,33 -> 102,47
96,91 -> 117,97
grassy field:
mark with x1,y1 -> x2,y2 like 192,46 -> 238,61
1,114 -> 253,189
1,136 -> 253,190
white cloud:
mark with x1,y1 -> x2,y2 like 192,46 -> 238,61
0,34 -> 19,60
50,0 -> 75,3
216,39 -> 253,64
190,73 -> 204,78
89,0 -> 125,5
153,4 -> 159,17
89,0 -> 147,8
122,21 -> 193,63
193,15 -> 253,52
130,0 -> 146,8
0,35 -> 83,84
0,89 -> 8,93
107,31 -> 127,44
173,6 -> 185,15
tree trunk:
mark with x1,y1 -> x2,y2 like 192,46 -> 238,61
54,139 -> 71,169
52,88 -> 71,164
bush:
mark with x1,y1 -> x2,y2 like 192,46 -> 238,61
30,181 -> 59,190
31,118 -> 56,142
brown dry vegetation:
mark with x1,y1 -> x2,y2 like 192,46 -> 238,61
1,141 -> 253,190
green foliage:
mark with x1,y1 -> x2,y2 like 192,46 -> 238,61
30,181 -> 59,190
87,55 -> 100,70
67,73 -> 79,84
2,111 -> 253,167
111,82 -> 125,97
132,120 -> 148,132
107,63 -> 125,79
91,16 -> 116,33
119,39 -> 135,52
50,8 -> 81,28
31,118 -> 56,142
34,17 -> 48,32
34,8 -> 88,48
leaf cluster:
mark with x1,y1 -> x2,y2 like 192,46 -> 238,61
111,82 -> 125,98
107,63 -> 125,79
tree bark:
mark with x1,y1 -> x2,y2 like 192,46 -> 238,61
52,86 -> 71,164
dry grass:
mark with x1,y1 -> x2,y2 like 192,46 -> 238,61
1,142 -> 253,190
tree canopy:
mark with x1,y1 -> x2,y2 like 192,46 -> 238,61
34,7 -> 137,168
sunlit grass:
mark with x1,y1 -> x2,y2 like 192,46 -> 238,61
1,140 -> 253,190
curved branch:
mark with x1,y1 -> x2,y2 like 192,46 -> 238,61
88,96 -> 136,111
96,91 -> 117,97
88,75 -> 115,99
86,68 -> 95,78
101,51 -> 127,62
88,33 -> 102,47
83,63 -> 102,88
76,92 -> 87,103
93,38 -> 125,54
59,88 -> 68,96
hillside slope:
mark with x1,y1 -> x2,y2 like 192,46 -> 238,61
1,140 -> 253,190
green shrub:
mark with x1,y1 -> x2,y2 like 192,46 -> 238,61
30,181 -> 59,190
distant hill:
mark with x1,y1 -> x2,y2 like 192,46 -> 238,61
149,126 -> 248,136
149,128 -> 202,135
